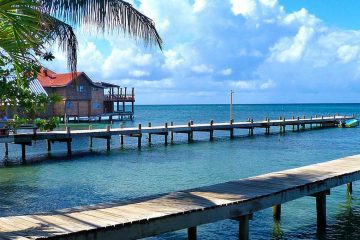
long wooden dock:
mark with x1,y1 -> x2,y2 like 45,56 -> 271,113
0,115 -> 355,162
1,154 -> 359,240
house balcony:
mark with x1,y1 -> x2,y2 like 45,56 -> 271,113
104,94 -> 135,102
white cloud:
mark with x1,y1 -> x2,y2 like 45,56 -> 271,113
162,49 -> 185,70
128,70 -> 150,77
230,0 -> 256,16
230,80 -> 256,90
260,79 -> 275,89
270,26 -> 315,63
220,68 -> 233,76
193,0 -> 206,13
192,64 -> 214,74
337,45 -> 359,63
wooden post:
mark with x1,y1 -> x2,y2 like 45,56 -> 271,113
89,125 -> 93,148
171,122 -> 174,143
250,119 -> 254,136
66,127 -> 72,156
4,143 -> 8,157
138,124 -> 142,149
238,215 -> 250,240
347,182 -> 353,195
21,143 -> 26,162
210,120 -> 214,141
188,121 -> 192,142
47,140 -> 52,152
148,122 -> 152,144
106,125 -> 111,151
316,191 -> 327,232
188,226 -> 197,240
230,119 -> 234,139
273,205 -> 281,221
164,123 -> 168,146
120,135 -> 124,146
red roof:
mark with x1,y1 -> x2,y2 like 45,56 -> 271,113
37,68 -> 82,87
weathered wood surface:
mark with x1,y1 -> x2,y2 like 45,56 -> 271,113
1,154 -> 360,240
0,116 -> 353,144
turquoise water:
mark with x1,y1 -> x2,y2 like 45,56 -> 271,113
1,104 -> 360,239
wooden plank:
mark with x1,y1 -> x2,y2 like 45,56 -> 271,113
1,154 -> 360,240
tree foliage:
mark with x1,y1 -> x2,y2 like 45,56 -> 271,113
0,0 -> 162,124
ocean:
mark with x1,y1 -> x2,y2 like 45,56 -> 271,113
1,103 -> 360,239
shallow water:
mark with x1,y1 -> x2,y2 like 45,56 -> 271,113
1,104 -> 360,239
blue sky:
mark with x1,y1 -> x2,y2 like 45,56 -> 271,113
48,0 -> 360,104
280,0 -> 360,30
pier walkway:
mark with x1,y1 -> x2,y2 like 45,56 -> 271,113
0,154 -> 359,240
0,115 -> 354,161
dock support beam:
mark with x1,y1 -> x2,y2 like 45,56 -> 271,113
273,205 -> 281,221
106,126 -> 111,151
188,227 -> 197,240
210,120 -> 214,141
138,124 -> 142,149
164,123 -> 168,146
89,125 -> 93,149
148,123 -> 152,144
47,140 -> 52,152
4,143 -> 8,157
230,119 -> 234,139
347,182 -> 353,195
238,215 -> 250,240
21,143 -> 26,162
188,121 -> 193,142
120,135 -> 124,146
170,122 -> 174,143
316,191 -> 327,232
66,127 -> 72,156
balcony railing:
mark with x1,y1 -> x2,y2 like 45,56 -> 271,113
104,94 -> 135,101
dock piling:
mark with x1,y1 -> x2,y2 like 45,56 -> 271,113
210,120 -> 214,141
21,143 -> 26,162
4,143 -> 8,157
238,214 -> 250,240
89,125 -> 93,148
66,127 -> 72,156
188,121 -> 193,142
347,183 -> 353,195
148,123 -> 152,144
188,227 -> 197,240
106,125 -> 111,151
165,123 -> 168,146
171,122 -> 174,143
120,135 -> 124,146
273,205 -> 281,221
230,119 -> 234,139
138,124 -> 142,149
316,191 -> 327,232
47,140 -> 52,152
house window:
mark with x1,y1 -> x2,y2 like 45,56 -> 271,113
66,101 -> 73,109
92,102 -> 101,109
92,87 -> 99,91
78,85 -> 85,92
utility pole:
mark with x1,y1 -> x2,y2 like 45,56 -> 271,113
230,90 -> 234,122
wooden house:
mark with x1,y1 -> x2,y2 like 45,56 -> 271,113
37,69 -> 135,120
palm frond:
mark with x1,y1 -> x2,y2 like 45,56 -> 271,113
41,14 -> 78,73
41,0 -> 163,50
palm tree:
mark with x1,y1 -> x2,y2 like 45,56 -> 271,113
0,0 -> 162,74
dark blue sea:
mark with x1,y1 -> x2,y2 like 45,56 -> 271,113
1,104 -> 360,239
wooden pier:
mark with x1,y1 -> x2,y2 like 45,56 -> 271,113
0,115 -> 354,162
0,154 -> 360,240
